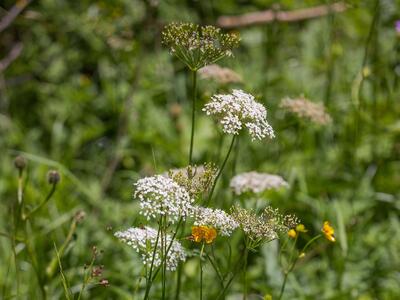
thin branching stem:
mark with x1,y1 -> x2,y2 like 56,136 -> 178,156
278,235 -> 322,299
206,135 -> 236,205
189,69 -> 198,165
199,242 -> 205,300
23,184 -> 57,220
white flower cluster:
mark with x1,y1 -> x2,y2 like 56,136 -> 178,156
280,96 -> 332,125
134,175 -> 194,223
115,227 -> 186,271
230,172 -> 288,195
193,206 -> 238,236
199,64 -> 242,84
203,89 -> 275,141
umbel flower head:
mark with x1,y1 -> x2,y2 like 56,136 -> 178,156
203,89 -> 275,141
280,96 -> 332,125
191,226 -> 217,244
167,164 -> 218,198
230,171 -> 288,195
230,205 -> 299,246
162,22 -> 240,71
199,64 -> 242,84
114,226 -> 186,271
193,206 -> 238,237
134,175 -> 194,223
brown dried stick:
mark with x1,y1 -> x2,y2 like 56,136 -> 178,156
0,0 -> 32,32
0,43 -> 23,73
217,2 -> 348,28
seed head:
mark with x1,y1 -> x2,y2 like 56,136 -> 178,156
14,155 -> 26,171
162,22 -> 240,71
167,164 -> 218,197
230,205 -> 299,245
47,170 -> 60,185
74,210 -> 86,223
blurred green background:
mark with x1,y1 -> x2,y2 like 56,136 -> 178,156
1,0 -> 399,299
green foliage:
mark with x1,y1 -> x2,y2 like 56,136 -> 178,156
1,0 -> 400,299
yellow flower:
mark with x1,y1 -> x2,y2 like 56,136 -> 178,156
288,229 -> 297,239
321,221 -> 335,242
191,226 -> 217,244
296,224 -> 307,233
204,227 -> 217,244
191,226 -> 204,243
298,252 -> 306,258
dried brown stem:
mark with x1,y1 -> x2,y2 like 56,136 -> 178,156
217,2 -> 348,28
0,0 -> 32,33
0,43 -> 23,73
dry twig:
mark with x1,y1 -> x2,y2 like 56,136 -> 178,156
0,43 -> 23,73
217,2 -> 348,28
0,0 -> 32,32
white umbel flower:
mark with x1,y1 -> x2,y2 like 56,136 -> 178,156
134,175 -> 194,223
203,89 -> 275,140
193,206 -> 238,236
230,172 -> 288,195
114,226 -> 186,271
199,64 -> 242,84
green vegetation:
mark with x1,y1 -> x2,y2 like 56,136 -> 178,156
1,1 -> 399,299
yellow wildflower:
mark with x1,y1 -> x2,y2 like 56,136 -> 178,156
299,252 -> 306,258
296,224 -> 307,233
191,226 -> 204,243
288,229 -> 297,239
321,221 -> 335,242
191,226 -> 217,244
204,227 -> 217,244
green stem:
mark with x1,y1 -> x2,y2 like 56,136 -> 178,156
199,243 -> 205,300
161,216 -> 166,300
24,220 -> 47,300
216,247 -> 246,300
46,217 -> 78,278
243,246 -> 249,300
174,220 -> 186,300
278,235 -> 322,300
143,217 -> 162,300
206,135 -> 236,206
278,235 -> 297,300
189,70 -> 197,165
151,218 -> 183,281
23,184 -> 57,220
77,255 -> 96,300
231,136 -> 240,177
205,253 -> 224,287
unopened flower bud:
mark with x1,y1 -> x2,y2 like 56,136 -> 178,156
99,278 -> 109,287
74,211 -> 86,223
14,155 -> 26,171
47,170 -> 60,185
169,103 -> 182,118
